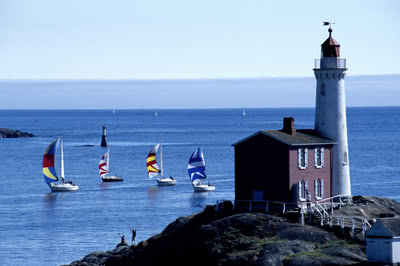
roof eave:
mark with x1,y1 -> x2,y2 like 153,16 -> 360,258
231,130 -> 264,147
262,131 -> 336,146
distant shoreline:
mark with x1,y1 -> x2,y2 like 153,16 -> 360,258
0,128 -> 35,138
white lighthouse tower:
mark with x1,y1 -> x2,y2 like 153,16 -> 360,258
314,26 -> 351,197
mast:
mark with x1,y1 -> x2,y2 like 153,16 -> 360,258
60,137 -> 65,183
160,143 -> 164,176
107,149 -> 110,173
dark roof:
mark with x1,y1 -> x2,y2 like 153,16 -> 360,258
232,129 -> 336,147
321,28 -> 340,57
380,218 -> 400,236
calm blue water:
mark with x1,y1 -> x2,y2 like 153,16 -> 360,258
0,107 -> 399,266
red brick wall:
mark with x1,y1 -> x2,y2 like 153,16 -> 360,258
288,145 -> 332,203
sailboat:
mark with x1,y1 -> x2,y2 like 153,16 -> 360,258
99,151 -> 123,182
42,137 -> 79,192
188,147 -> 215,192
147,144 -> 176,186
242,109 -> 246,116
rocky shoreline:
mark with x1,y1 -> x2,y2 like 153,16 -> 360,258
62,196 -> 400,266
0,128 -> 35,138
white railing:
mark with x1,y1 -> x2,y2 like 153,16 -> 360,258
216,200 -> 297,214
316,194 -> 352,213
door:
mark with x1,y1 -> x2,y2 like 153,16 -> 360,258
253,190 -> 264,201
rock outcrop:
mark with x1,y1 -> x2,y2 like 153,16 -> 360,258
63,196 -> 400,266
0,128 -> 35,138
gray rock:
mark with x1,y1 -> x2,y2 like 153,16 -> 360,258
63,196 -> 400,266
0,128 -> 35,138
256,240 -> 314,266
321,245 -> 366,262
278,225 -> 336,244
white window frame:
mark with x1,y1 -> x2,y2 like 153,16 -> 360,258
298,180 -> 307,201
298,148 -> 308,169
314,178 -> 324,200
314,147 -> 324,168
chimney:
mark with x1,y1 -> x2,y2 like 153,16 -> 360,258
282,117 -> 296,136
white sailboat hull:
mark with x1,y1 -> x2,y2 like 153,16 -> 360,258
102,175 -> 124,182
193,183 -> 215,192
49,182 -> 79,192
156,177 -> 177,186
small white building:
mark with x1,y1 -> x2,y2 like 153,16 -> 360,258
366,218 -> 400,263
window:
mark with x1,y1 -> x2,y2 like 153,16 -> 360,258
321,83 -> 326,96
298,180 -> 305,201
298,180 -> 310,201
298,148 -> 308,169
314,147 -> 324,168
343,151 -> 349,165
314,179 -> 324,200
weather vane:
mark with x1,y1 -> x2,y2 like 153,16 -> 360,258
323,21 -> 335,28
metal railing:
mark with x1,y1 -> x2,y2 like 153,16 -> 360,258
316,194 -> 352,213
216,200 -> 298,214
314,58 -> 346,69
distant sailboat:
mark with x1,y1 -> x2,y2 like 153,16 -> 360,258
42,137 -> 79,192
242,109 -> 246,116
188,147 -> 215,192
99,151 -> 123,182
147,144 -> 176,186
154,111 -> 158,117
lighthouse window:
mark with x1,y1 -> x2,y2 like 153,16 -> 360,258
343,151 -> 349,165
314,147 -> 324,168
321,83 -> 326,96
298,148 -> 308,169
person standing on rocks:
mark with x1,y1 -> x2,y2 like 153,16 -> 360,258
130,226 -> 136,245
120,234 -> 126,245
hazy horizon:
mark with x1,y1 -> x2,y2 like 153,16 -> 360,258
1,75 -> 399,109
1,73 -> 399,82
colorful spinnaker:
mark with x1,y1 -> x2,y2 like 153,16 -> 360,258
43,138 -> 60,184
187,147 -> 207,185
146,144 -> 161,178
99,152 -> 110,177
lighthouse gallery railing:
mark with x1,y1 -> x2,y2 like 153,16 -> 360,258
314,58 -> 346,69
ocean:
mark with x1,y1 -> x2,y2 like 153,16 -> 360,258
0,107 -> 400,266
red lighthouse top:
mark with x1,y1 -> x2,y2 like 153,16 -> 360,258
321,28 -> 340,57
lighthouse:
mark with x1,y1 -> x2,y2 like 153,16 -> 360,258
100,124 -> 108,147
314,26 -> 351,197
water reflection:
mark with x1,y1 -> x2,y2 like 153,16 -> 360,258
42,192 -> 64,208
190,192 -> 209,210
147,186 -> 159,200
99,182 -> 112,190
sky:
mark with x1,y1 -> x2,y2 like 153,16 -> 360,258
1,0 -> 399,80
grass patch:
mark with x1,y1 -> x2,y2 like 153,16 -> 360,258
318,239 -> 359,249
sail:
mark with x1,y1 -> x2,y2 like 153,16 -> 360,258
43,138 -> 60,184
99,152 -> 110,177
188,147 -> 207,184
147,144 -> 161,178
